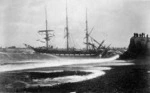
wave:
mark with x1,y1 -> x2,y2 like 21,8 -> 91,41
27,68 -> 107,88
0,52 -> 58,64
0,54 -> 120,72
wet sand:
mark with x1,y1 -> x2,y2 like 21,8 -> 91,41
19,65 -> 149,93
0,59 -> 150,93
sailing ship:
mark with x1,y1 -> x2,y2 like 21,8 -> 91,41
25,3 -> 110,57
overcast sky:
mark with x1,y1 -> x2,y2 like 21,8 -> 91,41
0,0 -> 150,48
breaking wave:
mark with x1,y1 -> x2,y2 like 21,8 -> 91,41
0,52 -> 58,64
29,69 -> 106,87
0,53 -> 120,72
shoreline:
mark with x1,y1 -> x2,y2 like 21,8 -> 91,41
0,63 -> 149,93
22,65 -> 150,93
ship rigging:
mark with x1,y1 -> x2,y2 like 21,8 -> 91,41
24,1 -> 111,57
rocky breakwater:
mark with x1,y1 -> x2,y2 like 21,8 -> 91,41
120,33 -> 150,59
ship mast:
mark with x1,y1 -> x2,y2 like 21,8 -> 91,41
86,8 -> 89,51
38,7 -> 53,49
66,0 -> 69,51
45,8 -> 48,49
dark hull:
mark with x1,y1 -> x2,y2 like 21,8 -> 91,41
32,48 -> 103,57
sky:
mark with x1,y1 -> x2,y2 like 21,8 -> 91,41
0,0 -> 150,48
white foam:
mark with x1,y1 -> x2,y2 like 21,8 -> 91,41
25,70 -> 64,73
0,55 -> 119,72
29,69 -> 106,87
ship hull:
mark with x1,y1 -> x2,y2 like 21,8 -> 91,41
32,48 -> 103,57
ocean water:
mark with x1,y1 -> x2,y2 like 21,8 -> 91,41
0,52 -> 135,92
0,52 -> 133,72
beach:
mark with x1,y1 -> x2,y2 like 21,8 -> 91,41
0,52 -> 149,93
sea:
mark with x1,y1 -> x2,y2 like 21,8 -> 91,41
0,52 -> 149,93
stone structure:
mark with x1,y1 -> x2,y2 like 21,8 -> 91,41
120,33 -> 150,59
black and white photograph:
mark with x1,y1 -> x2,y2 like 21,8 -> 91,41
0,0 -> 150,93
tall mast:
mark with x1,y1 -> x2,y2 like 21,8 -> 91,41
86,8 -> 89,51
38,7 -> 53,49
66,0 -> 69,51
45,7 -> 49,49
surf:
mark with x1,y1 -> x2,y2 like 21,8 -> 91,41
0,53 -> 119,72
